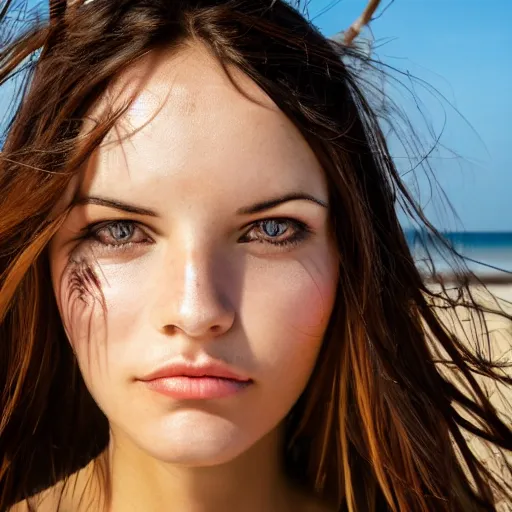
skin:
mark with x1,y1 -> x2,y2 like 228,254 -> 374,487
47,42 -> 339,512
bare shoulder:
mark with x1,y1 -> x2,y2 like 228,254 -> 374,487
7,459 -> 98,512
7,484 -> 67,512
8,500 -> 30,512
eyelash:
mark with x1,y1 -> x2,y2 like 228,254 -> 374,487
81,218 -> 313,253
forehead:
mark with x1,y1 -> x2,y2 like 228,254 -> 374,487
81,43 -> 327,204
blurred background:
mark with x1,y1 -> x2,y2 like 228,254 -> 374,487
1,0 -> 511,279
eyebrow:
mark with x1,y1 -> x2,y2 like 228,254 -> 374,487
74,191 -> 328,217
236,192 -> 328,215
74,196 -> 159,217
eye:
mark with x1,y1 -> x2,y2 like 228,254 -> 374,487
84,220 -> 152,250
100,222 -> 135,244
259,219 -> 287,238
241,218 -> 312,250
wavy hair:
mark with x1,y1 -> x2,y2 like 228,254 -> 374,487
0,0 -> 511,510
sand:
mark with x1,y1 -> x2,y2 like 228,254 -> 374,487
428,283 -> 512,510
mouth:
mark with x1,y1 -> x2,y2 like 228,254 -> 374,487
142,375 -> 253,400
139,358 -> 253,400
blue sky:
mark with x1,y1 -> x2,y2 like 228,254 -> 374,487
309,0 -> 512,231
1,0 -> 510,231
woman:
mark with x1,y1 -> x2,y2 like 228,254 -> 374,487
0,0 -> 511,511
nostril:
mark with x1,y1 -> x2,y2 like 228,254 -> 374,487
163,325 -> 178,335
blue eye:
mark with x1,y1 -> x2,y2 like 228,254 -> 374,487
243,218 -> 312,249
81,217 -> 312,254
105,222 -> 135,243
260,220 -> 288,238
85,220 -> 151,249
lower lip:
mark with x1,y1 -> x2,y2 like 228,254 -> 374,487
142,376 -> 252,400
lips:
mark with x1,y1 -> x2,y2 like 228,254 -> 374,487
138,359 -> 253,400
139,359 -> 251,383
143,376 -> 251,400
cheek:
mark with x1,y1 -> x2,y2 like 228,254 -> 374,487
51,255 -> 149,383
50,258 -> 107,387
278,261 -> 335,334
90,258 -> 153,341
241,249 -> 338,379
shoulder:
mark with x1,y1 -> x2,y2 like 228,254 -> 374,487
8,485 -> 65,512
8,457 -> 102,512
8,500 -> 30,512
7,467 -> 88,512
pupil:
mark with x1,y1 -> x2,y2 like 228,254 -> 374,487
110,222 -> 133,241
263,220 -> 285,237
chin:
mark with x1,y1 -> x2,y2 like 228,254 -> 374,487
130,411 -> 262,467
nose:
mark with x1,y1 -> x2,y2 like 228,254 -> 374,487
152,248 -> 236,341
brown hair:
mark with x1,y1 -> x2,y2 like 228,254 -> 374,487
1,0 -> 511,510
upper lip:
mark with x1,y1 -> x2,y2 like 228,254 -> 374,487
139,359 -> 251,382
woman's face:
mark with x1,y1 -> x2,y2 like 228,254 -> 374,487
49,44 -> 339,466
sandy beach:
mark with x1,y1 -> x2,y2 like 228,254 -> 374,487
471,284 -> 511,512
428,282 -> 512,510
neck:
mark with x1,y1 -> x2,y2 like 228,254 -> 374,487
102,424 -> 300,512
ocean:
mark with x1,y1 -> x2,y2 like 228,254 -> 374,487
404,230 -> 512,279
